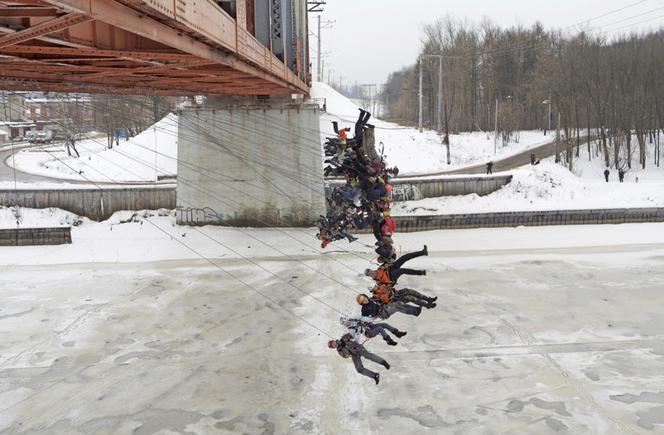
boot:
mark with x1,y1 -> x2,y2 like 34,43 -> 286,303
426,302 -> 437,309
417,270 -> 427,276
374,373 -> 380,385
394,330 -> 407,338
428,296 -> 438,303
384,336 -> 398,346
383,361 -> 390,370
423,244 -> 428,256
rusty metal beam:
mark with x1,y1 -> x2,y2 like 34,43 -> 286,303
80,59 -> 216,79
0,44 -> 195,61
42,0 -> 306,93
0,7 -> 59,16
0,12 -> 92,48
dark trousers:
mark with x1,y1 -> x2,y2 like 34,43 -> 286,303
396,288 -> 433,307
384,301 -> 420,317
351,348 -> 386,379
366,322 -> 399,339
391,249 -> 426,270
389,267 -> 425,284
355,110 -> 371,144
388,249 -> 427,284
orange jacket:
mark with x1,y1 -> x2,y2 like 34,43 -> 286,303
372,284 -> 393,304
375,266 -> 391,285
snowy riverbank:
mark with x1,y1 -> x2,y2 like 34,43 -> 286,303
393,161 -> 664,216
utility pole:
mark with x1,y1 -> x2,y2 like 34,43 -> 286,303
418,60 -> 423,133
548,94 -> 552,133
555,111 -> 561,163
437,56 -> 443,132
494,98 -> 499,154
153,95 -> 159,181
421,54 -> 445,132
317,15 -> 321,82
315,18 -> 334,83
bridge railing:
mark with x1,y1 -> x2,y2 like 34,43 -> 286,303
136,0 -> 306,91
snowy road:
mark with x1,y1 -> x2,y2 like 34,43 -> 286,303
1,223 -> 664,434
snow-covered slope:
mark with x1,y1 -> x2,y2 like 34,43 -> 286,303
392,161 -> 664,215
312,82 -> 551,174
10,114 -> 178,183
9,85 -> 554,183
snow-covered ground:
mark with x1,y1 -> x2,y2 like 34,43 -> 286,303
312,82 -> 552,174
393,160 -> 664,216
571,148 -> 663,183
2,210 -> 664,433
5,85 -> 553,183
2,206 -> 664,265
7,114 -> 178,183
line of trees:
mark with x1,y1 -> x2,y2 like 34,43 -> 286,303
91,95 -> 173,149
381,17 -> 664,169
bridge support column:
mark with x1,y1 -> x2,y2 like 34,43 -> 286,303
175,105 -> 325,227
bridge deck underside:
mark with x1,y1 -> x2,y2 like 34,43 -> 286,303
0,0 -> 309,96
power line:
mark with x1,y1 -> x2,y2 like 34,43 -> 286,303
26,142 -> 339,339
6,87 -> 371,286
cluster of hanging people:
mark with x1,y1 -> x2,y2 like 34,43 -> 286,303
318,109 -> 437,385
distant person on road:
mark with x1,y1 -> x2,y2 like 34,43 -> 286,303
486,161 -> 494,174
618,169 -> 625,183
530,153 -> 536,165
328,333 -> 390,385
604,169 -> 610,182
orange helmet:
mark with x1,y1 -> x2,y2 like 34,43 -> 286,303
356,294 -> 368,304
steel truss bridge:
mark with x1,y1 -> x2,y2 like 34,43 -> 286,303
0,0 -> 310,96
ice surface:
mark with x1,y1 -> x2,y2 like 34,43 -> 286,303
1,219 -> 664,434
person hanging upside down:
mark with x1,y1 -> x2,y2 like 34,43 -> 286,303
370,283 -> 437,309
366,245 -> 428,285
372,210 -> 396,243
328,333 -> 389,385
356,293 -> 421,319
339,316 -> 406,346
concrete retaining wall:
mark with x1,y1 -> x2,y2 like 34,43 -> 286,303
327,175 -> 512,201
392,175 -> 513,198
0,188 -> 176,221
176,106 -> 325,227
388,208 -> 664,232
0,227 -> 71,246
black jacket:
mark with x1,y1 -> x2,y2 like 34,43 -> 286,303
361,299 -> 382,318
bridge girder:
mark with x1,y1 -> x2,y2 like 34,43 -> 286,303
0,0 -> 310,96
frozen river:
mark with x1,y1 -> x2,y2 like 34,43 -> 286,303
1,221 -> 664,434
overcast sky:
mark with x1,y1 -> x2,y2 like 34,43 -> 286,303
311,0 -> 664,86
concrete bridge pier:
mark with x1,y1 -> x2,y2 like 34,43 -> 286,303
175,106 -> 325,227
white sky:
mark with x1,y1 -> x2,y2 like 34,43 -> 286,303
311,0 -> 664,85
